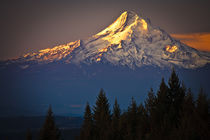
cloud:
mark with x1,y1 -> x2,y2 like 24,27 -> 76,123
171,33 -> 210,52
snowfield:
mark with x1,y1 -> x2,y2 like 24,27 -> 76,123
8,11 -> 210,69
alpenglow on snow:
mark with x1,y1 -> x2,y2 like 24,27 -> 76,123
9,11 -> 210,69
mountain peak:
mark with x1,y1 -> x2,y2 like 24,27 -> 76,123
6,11 -> 210,69
94,10 -> 148,46
124,10 -> 139,18
95,11 -> 145,37
122,11 -> 138,18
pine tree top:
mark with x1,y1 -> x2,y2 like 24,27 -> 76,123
83,102 -> 93,123
93,89 -> 111,123
168,69 -> 180,90
113,98 -> 121,119
40,105 -> 61,140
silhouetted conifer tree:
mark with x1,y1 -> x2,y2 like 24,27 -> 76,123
196,88 -> 208,121
195,88 -> 209,139
111,99 -> 121,140
136,103 -> 149,140
125,97 -> 138,140
5,136 -> 9,140
93,89 -> 111,140
157,78 -> 170,116
39,105 -> 61,140
79,69 -> 209,140
154,78 -> 171,139
119,111 -> 128,140
26,129 -> 32,140
183,88 -> 195,114
79,102 -> 93,140
168,69 -> 185,128
145,88 -> 156,114
168,69 -> 180,100
174,88 -> 198,140
145,88 -> 157,137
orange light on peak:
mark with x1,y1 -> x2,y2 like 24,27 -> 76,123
166,45 -> 178,53
23,53 -> 30,58
98,45 -> 111,53
39,48 -> 51,53
141,19 -> 147,30
98,48 -> 108,53
96,58 -> 101,62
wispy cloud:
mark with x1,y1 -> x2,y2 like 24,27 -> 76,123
171,33 -> 210,52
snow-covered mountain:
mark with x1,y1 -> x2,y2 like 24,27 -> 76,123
7,11 -> 210,69
1,11 -> 210,116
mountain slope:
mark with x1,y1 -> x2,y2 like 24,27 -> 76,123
6,11 -> 210,69
0,11 -> 210,116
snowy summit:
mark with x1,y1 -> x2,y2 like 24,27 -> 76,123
11,11 -> 210,69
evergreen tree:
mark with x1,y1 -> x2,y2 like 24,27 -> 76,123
118,112 -> 127,140
79,102 -> 93,140
145,88 -> 156,115
145,88 -> 157,136
5,136 -> 9,140
196,88 -> 208,121
155,78 -> 170,139
93,89 -> 111,140
156,78 -> 170,120
168,69 -> 180,99
174,88 -> 198,140
183,88 -> 195,114
136,103 -> 149,140
168,69 -> 185,106
39,105 -> 61,140
168,69 -> 185,128
26,129 -> 32,140
79,71 -> 210,140
156,78 -> 169,113
111,99 -> 121,140
125,97 -> 138,140
195,88 -> 209,139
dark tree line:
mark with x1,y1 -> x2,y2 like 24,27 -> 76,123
79,70 -> 210,140
24,69 -> 209,140
25,105 -> 61,140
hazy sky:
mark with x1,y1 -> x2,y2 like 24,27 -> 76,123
1,0 -> 210,60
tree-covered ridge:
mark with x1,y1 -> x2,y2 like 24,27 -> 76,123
79,69 -> 210,140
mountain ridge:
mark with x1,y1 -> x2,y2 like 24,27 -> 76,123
2,11 -> 210,69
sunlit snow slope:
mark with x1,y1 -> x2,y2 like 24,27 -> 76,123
10,11 -> 210,69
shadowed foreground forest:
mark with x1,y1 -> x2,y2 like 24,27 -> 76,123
28,70 -> 209,140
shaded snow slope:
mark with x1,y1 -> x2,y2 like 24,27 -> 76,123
6,11 -> 210,69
